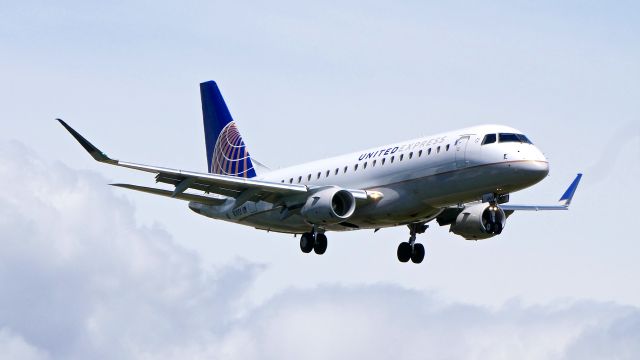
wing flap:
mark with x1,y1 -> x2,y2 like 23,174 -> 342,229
154,173 -> 241,197
111,184 -> 227,206
117,160 -> 308,196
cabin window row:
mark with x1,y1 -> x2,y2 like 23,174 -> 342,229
281,143 -> 453,184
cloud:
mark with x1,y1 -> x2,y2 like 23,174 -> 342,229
0,140 -> 638,360
0,141 -> 261,359
222,288 -> 639,360
0,328 -> 49,360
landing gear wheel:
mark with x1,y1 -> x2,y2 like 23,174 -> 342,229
314,233 -> 328,255
494,222 -> 503,234
300,233 -> 314,253
411,243 -> 425,264
397,242 -> 412,263
485,222 -> 494,234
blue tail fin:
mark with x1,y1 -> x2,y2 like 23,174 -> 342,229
200,81 -> 257,178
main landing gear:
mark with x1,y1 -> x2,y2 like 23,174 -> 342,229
300,229 -> 327,255
397,223 -> 428,264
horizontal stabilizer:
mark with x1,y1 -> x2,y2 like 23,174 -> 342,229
111,183 -> 227,206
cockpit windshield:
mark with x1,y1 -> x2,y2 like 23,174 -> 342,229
499,133 -> 532,144
482,133 -> 533,145
481,133 -> 496,145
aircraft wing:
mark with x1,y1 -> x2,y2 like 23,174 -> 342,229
436,173 -> 582,226
500,173 -> 582,212
58,119 -> 375,205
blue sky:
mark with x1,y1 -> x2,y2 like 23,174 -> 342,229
1,1 -> 639,358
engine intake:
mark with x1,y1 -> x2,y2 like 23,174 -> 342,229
301,188 -> 356,225
450,203 -> 506,240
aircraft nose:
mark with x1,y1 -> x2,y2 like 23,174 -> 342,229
521,160 -> 549,176
531,145 -> 548,163
515,146 -> 549,181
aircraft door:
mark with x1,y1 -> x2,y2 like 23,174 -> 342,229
455,136 -> 470,169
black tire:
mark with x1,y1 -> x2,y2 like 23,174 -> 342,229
397,242 -> 412,263
411,243 -> 425,264
495,222 -> 503,234
300,233 -> 314,253
485,222 -> 494,234
314,233 -> 328,254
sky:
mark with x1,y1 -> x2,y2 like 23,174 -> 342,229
1,0 -> 639,359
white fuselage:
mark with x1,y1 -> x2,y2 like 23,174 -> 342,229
190,124 -> 549,233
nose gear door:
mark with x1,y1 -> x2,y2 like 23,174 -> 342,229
455,136 -> 470,169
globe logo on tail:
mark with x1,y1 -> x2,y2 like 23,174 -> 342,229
210,122 -> 255,178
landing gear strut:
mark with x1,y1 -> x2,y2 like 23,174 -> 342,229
300,228 -> 327,255
397,223 -> 427,264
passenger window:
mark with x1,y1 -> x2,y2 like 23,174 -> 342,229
335,168 -> 339,175
326,170 -> 330,177
437,146 -> 441,153
307,174 -> 311,181
390,156 -> 395,163
428,148 -> 432,155
382,158 -> 386,165
409,152 -> 413,159
317,172 -> 321,179
418,150 -> 422,157
363,162 -> 368,169
297,176 -> 302,183
400,154 -> 404,161
289,178 -> 293,184
372,159 -> 376,167
354,164 -> 359,171
446,144 -> 450,151
344,166 -> 348,173
281,180 -> 284,183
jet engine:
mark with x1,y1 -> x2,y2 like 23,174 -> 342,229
300,188 -> 356,225
449,203 -> 506,240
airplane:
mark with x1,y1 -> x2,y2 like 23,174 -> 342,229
58,80 -> 582,264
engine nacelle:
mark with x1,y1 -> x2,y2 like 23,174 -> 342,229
450,203 -> 507,240
300,188 -> 356,225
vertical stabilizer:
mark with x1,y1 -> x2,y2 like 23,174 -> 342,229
200,81 -> 257,178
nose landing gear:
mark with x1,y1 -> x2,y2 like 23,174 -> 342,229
483,202 -> 504,235
397,223 -> 428,264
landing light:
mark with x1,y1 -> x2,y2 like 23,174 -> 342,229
367,191 -> 384,201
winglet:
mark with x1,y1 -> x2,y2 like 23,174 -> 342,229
558,173 -> 582,206
57,119 -> 116,163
